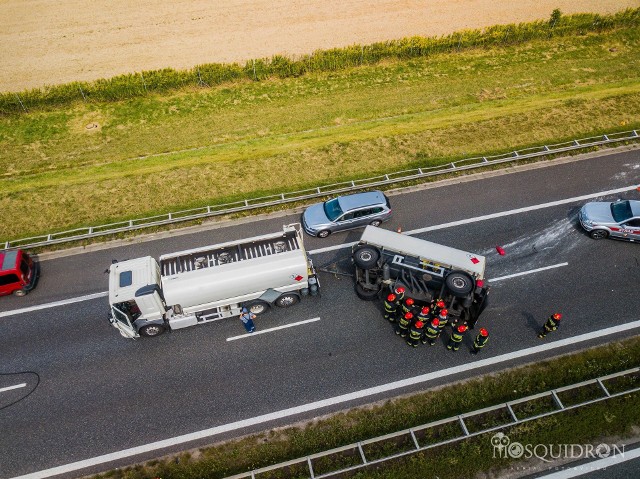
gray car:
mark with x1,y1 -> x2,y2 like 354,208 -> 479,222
302,191 -> 392,238
579,199 -> 640,241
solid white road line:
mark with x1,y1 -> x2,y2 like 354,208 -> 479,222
226,317 -> 321,341
535,445 -> 640,478
490,262 -> 569,282
309,184 -> 639,255
1,183 -> 636,319
0,383 -> 27,394
13,317 -> 640,479
0,292 -> 108,319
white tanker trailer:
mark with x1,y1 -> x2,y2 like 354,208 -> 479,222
108,224 -> 319,339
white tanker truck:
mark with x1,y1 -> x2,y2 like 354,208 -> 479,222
108,224 -> 319,339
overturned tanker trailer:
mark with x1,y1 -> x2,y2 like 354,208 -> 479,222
351,226 -> 489,324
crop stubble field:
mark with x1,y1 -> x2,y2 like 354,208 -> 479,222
0,2 -> 639,242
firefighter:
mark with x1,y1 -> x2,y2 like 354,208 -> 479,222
538,313 -> 562,338
471,328 -> 489,354
431,299 -> 446,317
395,312 -> 413,338
383,293 -> 398,322
447,324 -> 467,352
436,309 -> 449,333
393,286 -> 406,303
401,297 -> 416,317
416,306 -> 431,323
407,320 -> 424,347
422,318 -> 440,346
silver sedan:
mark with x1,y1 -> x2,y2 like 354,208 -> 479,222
579,199 -> 640,241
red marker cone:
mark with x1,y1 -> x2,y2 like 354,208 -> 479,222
397,226 -> 402,233
496,245 -> 506,256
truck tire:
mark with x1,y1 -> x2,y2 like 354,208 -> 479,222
353,246 -> 380,269
275,293 -> 300,308
445,270 -> 475,297
245,300 -> 270,315
139,324 -> 166,337
355,282 -> 381,301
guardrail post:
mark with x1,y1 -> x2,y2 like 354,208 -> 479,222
603,135 -> 609,141
633,130 -> 639,137
574,139 -> 580,146
597,378 -> 611,397
244,200 -> 249,207
551,390 -> 565,410
512,151 -> 519,157
458,416 -> 470,436
417,168 -> 423,175
450,162 -> 456,168
47,234 -> 52,241
482,156 -> 488,163
506,403 -> 519,423
410,429 -> 421,450
543,145 -> 550,151
357,442 -> 367,464
281,193 -> 285,200
307,457 -> 315,479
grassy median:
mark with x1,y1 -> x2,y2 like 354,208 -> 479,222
91,336 -> 640,479
1,11 -> 639,243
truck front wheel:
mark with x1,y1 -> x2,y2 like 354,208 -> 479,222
139,324 -> 166,337
355,282 -> 381,301
245,300 -> 270,315
275,293 -> 300,307
353,246 -> 380,269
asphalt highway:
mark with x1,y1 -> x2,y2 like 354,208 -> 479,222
0,148 -> 639,479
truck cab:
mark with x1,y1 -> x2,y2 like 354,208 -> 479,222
0,249 -> 39,297
352,226 -> 489,324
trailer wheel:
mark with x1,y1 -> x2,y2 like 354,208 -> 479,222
139,324 -> 166,337
275,293 -> 300,308
245,300 -> 270,315
445,270 -> 475,297
353,246 -> 380,269
355,282 -> 381,301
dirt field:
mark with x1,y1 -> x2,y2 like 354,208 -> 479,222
0,0 -> 636,92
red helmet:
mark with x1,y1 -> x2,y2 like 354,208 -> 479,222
406,298 -> 414,306
439,309 -> 448,317
476,279 -> 484,288
395,286 -> 405,294
415,320 -> 424,328
553,313 -> 562,320
421,306 -> 430,315
432,318 -> 440,326
404,312 -> 413,319
458,325 -> 468,333
479,328 -> 488,337
436,300 -> 445,308
387,293 -> 396,301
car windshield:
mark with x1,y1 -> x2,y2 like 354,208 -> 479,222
323,198 -> 344,221
611,201 -> 632,223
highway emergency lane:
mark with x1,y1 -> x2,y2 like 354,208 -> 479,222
1,147 -> 639,478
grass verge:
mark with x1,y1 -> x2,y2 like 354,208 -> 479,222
90,336 -> 640,479
1,11 -> 639,242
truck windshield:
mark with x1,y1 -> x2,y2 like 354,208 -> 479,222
611,201 -> 632,223
323,198 -> 344,221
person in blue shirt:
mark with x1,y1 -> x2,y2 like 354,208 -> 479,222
239,307 -> 256,333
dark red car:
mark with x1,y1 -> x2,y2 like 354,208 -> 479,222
0,249 -> 39,297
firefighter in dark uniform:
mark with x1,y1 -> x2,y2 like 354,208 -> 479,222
436,309 -> 449,333
422,318 -> 441,346
416,306 -> 431,323
401,297 -> 416,317
395,312 -> 413,338
431,299 -> 446,317
471,328 -> 489,354
384,293 -> 398,322
393,286 -> 406,303
538,313 -> 562,338
447,324 -> 468,352
407,320 -> 425,347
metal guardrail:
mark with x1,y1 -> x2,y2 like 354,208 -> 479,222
4,130 -> 639,250
223,367 -> 640,479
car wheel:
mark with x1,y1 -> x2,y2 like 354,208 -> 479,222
353,246 -> 380,269
245,300 -> 270,315
12,289 -> 27,297
589,229 -> 609,240
355,282 -> 381,301
275,293 -> 300,308
317,230 -> 331,238
445,270 -> 475,297
369,220 -> 382,227
139,324 -> 166,337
